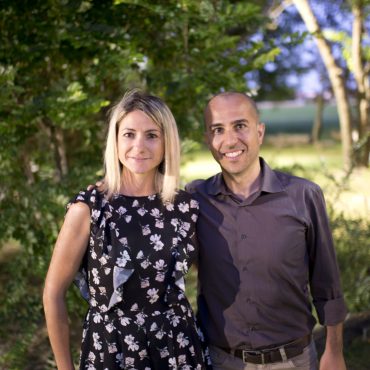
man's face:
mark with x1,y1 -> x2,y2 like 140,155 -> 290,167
204,94 -> 265,178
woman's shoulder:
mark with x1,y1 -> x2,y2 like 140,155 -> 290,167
172,189 -> 199,211
67,186 -> 105,211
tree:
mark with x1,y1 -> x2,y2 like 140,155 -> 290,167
0,0 -> 275,365
291,0 -> 370,168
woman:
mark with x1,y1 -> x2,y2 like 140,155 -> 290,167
43,90 -> 211,369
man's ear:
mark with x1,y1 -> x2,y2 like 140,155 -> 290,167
258,122 -> 265,144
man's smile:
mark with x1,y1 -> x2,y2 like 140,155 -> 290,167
222,150 -> 244,158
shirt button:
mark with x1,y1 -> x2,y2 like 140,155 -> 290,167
241,234 -> 247,240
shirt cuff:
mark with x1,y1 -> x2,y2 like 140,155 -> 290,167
314,296 -> 348,325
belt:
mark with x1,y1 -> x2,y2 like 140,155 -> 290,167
220,334 -> 312,365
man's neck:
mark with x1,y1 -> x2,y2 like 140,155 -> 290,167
222,163 -> 262,200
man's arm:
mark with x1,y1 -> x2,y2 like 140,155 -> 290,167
319,323 -> 346,370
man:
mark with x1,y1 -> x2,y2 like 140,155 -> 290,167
186,92 -> 347,370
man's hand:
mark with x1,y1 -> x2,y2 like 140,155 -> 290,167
319,323 -> 346,370
87,180 -> 103,191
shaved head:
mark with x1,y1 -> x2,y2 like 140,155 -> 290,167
204,92 -> 259,127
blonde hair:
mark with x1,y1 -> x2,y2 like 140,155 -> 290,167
103,89 -> 180,203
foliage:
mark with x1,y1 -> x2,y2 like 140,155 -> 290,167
330,211 -> 370,312
0,0 -> 278,366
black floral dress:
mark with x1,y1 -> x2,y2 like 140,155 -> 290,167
68,188 -> 211,370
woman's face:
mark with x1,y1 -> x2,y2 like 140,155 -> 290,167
117,110 -> 164,178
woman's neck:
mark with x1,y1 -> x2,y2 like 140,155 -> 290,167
120,170 -> 157,196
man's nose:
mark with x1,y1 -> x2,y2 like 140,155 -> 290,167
223,129 -> 238,146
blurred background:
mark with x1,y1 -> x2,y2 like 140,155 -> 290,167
0,0 -> 369,368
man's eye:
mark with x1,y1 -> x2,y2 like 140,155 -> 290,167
212,128 -> 223,134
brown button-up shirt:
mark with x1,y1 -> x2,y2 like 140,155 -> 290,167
186,158 -> 347,349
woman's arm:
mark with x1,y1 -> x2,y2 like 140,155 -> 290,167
43,202 -> 90,370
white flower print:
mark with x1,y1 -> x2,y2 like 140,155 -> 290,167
155,329 -> 166,340
92,312 -> 103,323
150,208 -> 161,217
175,260 -> 188,274
155,271 -> 165,282
191,213 -> 198,222
178,354 -> 187,364
166,202 -> 175,211
86,364 -> 95,370
91,268 -> 100,285
178,202 -> 189,213
140,259 -> 151,269
117,250 -> 131,267
105,322 -> 115,333
104,267 -> 111,275
135,312 -> 146,326
150,322 -> 158,331
108,342 -> 118,353
177,332 -> 189,348
189,345 -> 195,356
91,209 -> 100,221
148,194 -> 156,200
119,237 -> 128,246
171,218 -> 179,228
159,346 -> 170,358
98,286 -> 106,295
125,357 -> 135,366
124,334 -> 139,351
154,259 -> 167,270
116,206 -> 127,217
169,314 -> 181,327
147,288 -> 159,303
187,243 -> 195,252
136,250 -> 144,259
190,199 -> 198,208
137,207 -> 147,216
119,316 -> 131,326
116,308 -> 124,316
99,256 -> 108,265
155,219 -> 164,228
87,351 -> 96,361
142,224 -> 151,236
172,237 -> 179,246
132,200 -> 139,207
125,215 -> 132,223
138,349 -> 148,360
130,303 -> 139,311
93,332 -> 102,350
169,357 -> 177,369
150,234 -> 164,251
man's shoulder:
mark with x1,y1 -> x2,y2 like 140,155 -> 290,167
273,168 -> 322,194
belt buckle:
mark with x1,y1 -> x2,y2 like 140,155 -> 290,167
242,350 -> 265,365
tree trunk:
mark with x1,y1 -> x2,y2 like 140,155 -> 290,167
352,2 -> 369,167
40,119 -> 68,182
292,0 -> 354,170
311,94 -> 324,144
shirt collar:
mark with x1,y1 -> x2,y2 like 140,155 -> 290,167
206,157 -> 284,196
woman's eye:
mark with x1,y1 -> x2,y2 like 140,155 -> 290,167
123,132 -> 134,138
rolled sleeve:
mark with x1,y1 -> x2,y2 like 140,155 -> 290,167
306,185 -> 348,325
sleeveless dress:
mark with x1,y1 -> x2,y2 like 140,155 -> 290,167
68,188 -> 211,370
